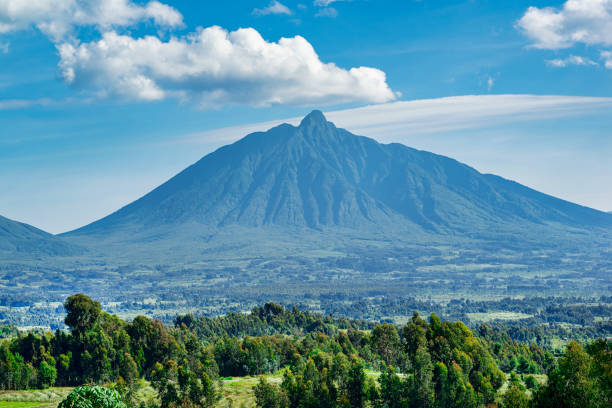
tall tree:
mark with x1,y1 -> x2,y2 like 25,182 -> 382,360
64,294 -> 101,338
532,341 -> 598,408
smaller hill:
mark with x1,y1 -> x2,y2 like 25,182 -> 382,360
0,215 -> 82,257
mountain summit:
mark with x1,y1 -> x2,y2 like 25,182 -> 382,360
64,111 -> 612,254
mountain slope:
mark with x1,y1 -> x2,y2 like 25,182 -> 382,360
64,111 -> 612,252
0,215 -> 81,257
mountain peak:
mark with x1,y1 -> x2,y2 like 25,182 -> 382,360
64,113 -> 612,244
299,110 -> 328,129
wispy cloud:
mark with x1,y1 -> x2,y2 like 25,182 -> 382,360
601,50 -> 612,68
0,41 -> 8,54
0,98 -> 56,110
252,1 -> 292,16
313,0 -> 349,17
314,0 -> 347,6
315,7 -> 338,18
546,55 -> 598,68
179,95 -> 612,147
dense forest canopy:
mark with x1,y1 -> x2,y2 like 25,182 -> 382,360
0,294 -> 609,408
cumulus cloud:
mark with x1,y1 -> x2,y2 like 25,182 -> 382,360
547,54 -> 598,67
0,0 -> 183,41
517,0 -> 612,49
253,1 -> 292,16
57,26 -> 398,107
0,0 -> 395,108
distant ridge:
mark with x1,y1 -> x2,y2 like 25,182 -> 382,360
0,215 -> 81,257
63,111 -> 612,257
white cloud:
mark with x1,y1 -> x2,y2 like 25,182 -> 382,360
602,50 -> 612,68
0,98 -> 56,109
181,95 -> 612,147
487,77 -> 494,91
1,0 -> 394,108
0,0 -> 183,41
314,0 -> 345,6
547,54 -> 598,67
517,0 -> 612,49
0,41 -> 7,53
315,7 -> 338,17
253,1 -> 292,16
323,95 -> 612,137
314,0 -> 348,16
57,27 -> 397,107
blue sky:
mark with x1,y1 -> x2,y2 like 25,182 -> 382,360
1,0 -> 611,233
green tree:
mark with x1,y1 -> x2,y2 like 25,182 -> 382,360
403,313 -> 427,365
254,377 -> 287,408
524,375 -> 538,390
64,294 -> 101,338
411,346 -> 434,408
371,324 -> 402,367
586,339 -> 611,408
377,366 -> 408,408
532,341 -> 598,408
501,386 -> 529,408
345,358 -> 366,408
58,385 -> 127,408
37,360 -> 57,389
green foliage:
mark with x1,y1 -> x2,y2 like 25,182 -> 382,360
254,377 -> 287,408
150,360 -> 216,408
532,340 -> 611,408
1,293 -> 611,408
377,366 -> 408,408
177,303 -> 373,340
371,324 -> 403,367
501,385 -> 529,408
479,323 -> 556,375
37,360 -> 56,389
58,386 -> 127,408
64,295 -> 101,338
524,374 -> 538,390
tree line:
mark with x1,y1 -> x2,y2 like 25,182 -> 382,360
0,294 -> 609,408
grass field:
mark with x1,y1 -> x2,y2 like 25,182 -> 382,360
0,403 -> 48,408
466,311 -> 533,322
0,369 -> 546,408
218,373 -> 283,408
0,388 -> 72,408
216,369 -> 389,408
